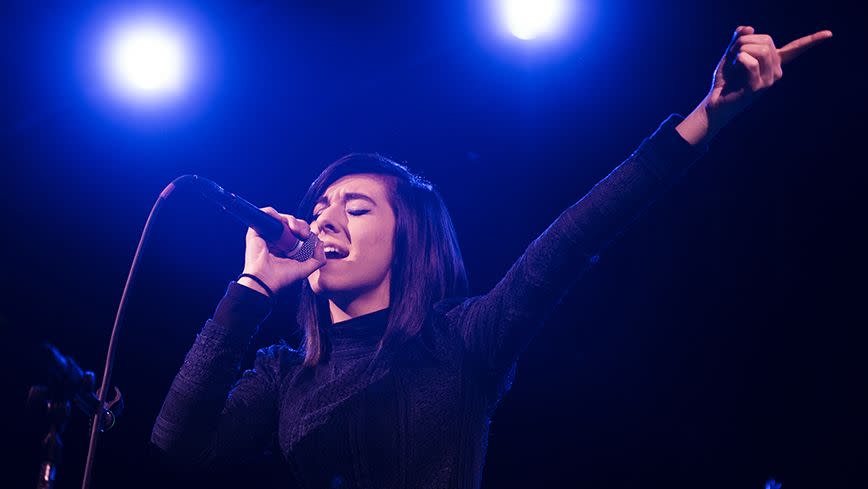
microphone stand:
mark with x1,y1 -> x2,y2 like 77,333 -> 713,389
27,345 -> 123,489
32,174 -> 276,488
27,386 -> 69,489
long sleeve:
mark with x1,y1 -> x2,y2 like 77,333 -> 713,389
448,115 -> 707,390
151,282 -> 294,465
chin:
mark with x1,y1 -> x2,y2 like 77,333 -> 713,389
308,266 -> 391,302
307,269 -> 326,296
308,268 -> 348,297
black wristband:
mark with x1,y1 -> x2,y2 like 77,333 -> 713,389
237,273 -> 275,302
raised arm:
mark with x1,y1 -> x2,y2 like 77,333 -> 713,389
447,26 -> 832,392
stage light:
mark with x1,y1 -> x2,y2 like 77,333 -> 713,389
101,15 -> 193,103
500,0 -> 569,40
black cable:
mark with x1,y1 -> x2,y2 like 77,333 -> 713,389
80,175 -> 196,489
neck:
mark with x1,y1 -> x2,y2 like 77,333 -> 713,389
328,279 -> 391,324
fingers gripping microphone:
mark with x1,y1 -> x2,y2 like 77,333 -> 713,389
189,175 -> 318,261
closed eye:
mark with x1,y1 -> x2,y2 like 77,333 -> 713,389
348,209 -> 370,216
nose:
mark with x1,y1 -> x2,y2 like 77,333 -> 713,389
310,206 -> 342,236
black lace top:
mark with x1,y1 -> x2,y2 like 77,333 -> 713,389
152,115 -> 706,488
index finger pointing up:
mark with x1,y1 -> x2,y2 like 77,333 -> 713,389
778,30 -> 833,65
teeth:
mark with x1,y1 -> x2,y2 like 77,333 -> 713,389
324,246 -> 345,257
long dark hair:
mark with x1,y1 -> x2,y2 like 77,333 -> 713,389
296,153 -> 468,366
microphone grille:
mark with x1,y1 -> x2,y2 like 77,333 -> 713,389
287,236 -> 318,262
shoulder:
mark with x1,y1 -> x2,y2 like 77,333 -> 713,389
433,296 -> 474,318
253,342 -> 304,378
433,295 -> 486,327
428,295 -> 486,346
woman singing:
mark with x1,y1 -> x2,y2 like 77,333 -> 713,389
152,26 -> 831,488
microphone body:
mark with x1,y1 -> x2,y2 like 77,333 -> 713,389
190,176 -> 318,261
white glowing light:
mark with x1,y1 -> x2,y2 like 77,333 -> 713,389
103,18 -> 191,100
501,0 -> 569,40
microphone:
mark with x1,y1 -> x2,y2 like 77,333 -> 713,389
188,175 -> 318,261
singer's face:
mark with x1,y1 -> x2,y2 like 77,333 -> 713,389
308,174 -> 396,305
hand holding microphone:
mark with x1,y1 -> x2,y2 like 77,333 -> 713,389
240,208 -> 326,296
189,175 -> 326,296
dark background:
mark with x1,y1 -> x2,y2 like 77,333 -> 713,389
2,1 -> 864,488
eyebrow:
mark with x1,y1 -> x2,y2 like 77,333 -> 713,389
314,192 -> 377,208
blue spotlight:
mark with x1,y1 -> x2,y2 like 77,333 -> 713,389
499,0 -> 570,40
99,14 -> 194,104
78,6 -> 216,127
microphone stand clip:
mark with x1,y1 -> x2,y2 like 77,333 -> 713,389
26,344 -> 124,489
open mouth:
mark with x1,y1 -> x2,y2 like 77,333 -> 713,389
323,245 -> 349,260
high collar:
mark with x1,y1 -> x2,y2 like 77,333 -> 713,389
324,307 -> 390,355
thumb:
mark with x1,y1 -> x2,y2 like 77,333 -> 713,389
275,234 -> 326,273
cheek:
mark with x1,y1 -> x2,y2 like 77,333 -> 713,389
366,226 -> 395,268
351,218 -> 394,258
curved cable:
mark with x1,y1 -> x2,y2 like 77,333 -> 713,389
80,175 -> 195,489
